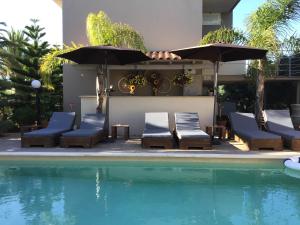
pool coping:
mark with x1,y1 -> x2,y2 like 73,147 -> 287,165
0,151 -> 299,163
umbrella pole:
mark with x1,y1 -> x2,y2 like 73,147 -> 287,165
212,61 -> 219,144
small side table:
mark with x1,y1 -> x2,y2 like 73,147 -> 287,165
206,125 -> 226,140
111,124 -> 130,140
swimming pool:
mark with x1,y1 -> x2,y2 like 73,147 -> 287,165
0,160 -> 299,225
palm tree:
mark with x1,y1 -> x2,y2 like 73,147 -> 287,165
200,0 -> 300,121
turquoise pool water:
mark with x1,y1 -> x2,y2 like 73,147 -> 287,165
0,160 -> 299,225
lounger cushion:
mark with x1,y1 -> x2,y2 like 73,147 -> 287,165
80,113 -> 106,129
230,112 -> 281,141
176,130 -> 209,139
175,112 -> 210,139
47,112 -> 76,130
236,130 -> 281,140
142,130 -> 172,138
142,112 -> 172,138
230,112 -> 259,132
62,129 -> 101,137
62,113 -> 106,137
264,110 -> 294,129
264,110 -> 300,140
23,128 -> 69,137
23,112 -> 76,138
144,112 -> 169,131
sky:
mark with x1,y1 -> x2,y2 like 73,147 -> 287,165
0,0 -> 299,45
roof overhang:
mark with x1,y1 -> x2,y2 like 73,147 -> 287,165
203,0 -> 240,13
54,0 -> 240,11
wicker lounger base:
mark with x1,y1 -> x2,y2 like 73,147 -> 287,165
234,135 -> 283,150
60,133 -> 106,148
142,138 -> 173,149
178,139 -> 212,150
21,136 -> 59,147
284,139 -> 300,151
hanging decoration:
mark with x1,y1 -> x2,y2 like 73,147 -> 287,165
173,70 -> 193,87
147,72 -> 163,96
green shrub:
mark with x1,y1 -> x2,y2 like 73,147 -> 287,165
0,120 -> 15,135
12,106 -> 36,126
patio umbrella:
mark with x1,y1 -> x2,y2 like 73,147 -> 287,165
58,45 -> 152,112
171,43 -> 267,142
57,45 -> 151,65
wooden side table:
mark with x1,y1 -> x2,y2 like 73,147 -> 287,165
111,124 -> 130,140
206,125 -> 226,140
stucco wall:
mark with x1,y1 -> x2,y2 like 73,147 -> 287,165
63,64 -> 97,124
62,0 -> 203,50
109,96 -> 214,136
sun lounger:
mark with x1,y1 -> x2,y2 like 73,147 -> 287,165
21,112 -> 76,147
60,113 -> 107,148
230,112 -> 282,150
142,112 -> 173,149
264,110 -> 300,150
174,112 -> 211,149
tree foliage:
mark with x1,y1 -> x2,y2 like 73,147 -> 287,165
200,27 -> 247,45
40,43 -> 81,88
86,11 -> 147,52
0,20 -> 64,126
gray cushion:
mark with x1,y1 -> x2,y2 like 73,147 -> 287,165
175,112 -> 209,139
237,130 -> 281,140
143,112 -> 172,138
62,113 -> 106,137
142,130 -> 172,138
80,113 -> 106,129
230,112 -> 259,132
176,129 -> 210,139
23,128 -> 69,137
264,110 -> 300,140
47,112 -> 76,130
144,112 -> 169,131
264,110 -> 295,130
62,129 -> 101,137
230,112 -> 281,140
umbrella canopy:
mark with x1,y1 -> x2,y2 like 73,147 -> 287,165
171,43 -> 267,63
171,43 -> 268,144
57,45 -> 152,64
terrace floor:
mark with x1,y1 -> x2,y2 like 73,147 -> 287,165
0,133 -> 299,162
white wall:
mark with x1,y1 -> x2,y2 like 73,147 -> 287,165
62,0 -> 203,50
109,96 -> 214,137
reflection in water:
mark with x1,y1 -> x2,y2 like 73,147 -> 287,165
0,163 -> 299,225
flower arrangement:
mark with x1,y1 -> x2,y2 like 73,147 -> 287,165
173,71 -> 193,87
147,73 -> 162,96
126,73 -> 146,95
126,73 -> 146,87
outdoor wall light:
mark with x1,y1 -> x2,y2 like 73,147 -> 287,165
105,84 -> 114,95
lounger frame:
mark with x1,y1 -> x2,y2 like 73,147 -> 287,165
142,137 -> 173,149
284,139 -> 300,151
21,136 -> 59,148
60,132 -> 107,148
234,134 -> 283,151
175,134 -> 212,150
